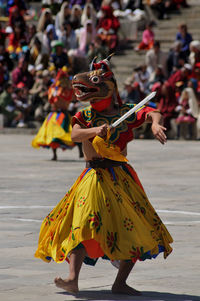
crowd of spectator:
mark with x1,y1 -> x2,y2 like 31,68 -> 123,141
0,0 -> 199,140
121,20 -> 200,140
0,0 -> 145,128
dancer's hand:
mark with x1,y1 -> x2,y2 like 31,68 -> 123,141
96,124 -> 109,138
151,123 -> 167,144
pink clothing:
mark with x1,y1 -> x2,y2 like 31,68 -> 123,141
142,29 -> 154,45
176,98 -> 196,124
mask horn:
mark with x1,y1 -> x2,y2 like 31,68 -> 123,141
90,56 -> 97,71
106,53 -> 115,61
102,53 -> 115,64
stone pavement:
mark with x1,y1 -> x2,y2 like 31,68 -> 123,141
0,134 -> 200,301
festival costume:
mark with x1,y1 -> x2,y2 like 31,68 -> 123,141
32,70 -> 75,150
35,57 -> 173,266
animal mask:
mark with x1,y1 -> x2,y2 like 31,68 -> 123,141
72,55 -> 122,111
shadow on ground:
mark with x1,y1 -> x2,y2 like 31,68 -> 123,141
44,159 -> 84,163
56,289 -> 200,301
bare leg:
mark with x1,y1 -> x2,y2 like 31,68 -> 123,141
112,260 -> 142,296
54,247 -> 86,294
51,149 -> 57,161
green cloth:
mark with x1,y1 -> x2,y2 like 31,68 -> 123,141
0,91 -> 17,121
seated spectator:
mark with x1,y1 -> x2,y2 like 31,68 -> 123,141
189,40 -> 200,67
133,64 -> 150,93
158,83 -> 178,131
97,5 -> 120,52
149,0 -> 171,20
134,21 -> 154,52
43,24 -> 58,54
12,55 -> 34,89
26,24 -> 37,45
167,41 -> 187,76
7,22 -> 26,58
55,2 -> 71,32
87,36 -> 109,63
8,5 -> 26,30
37,8 -> 54,32
149,65 -> 166,89
75,20 -> 96,57
13,82 -> 32,127
176,23 -> 193,57
175,87 -> 199,139
120,77 -> 142,104
167,63 -> 192,89
50,41 -> 72,71
30,36 -> 49,68
70,4 -> 82,30
81,3 -> 97,27
60,22 -> 78,52
0,82 -> 22,127
29,69 -> 51,121
145,40 -> 168,78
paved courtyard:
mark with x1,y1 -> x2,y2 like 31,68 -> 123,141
0,134 -> 200,301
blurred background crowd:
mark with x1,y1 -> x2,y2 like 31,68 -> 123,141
0,0 -> 200,140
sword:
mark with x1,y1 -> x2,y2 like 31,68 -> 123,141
110,91 -> 156,129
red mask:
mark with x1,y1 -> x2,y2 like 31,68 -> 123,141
90,97 -> 112,112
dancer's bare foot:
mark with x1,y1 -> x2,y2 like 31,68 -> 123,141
112,282 -> 142,296
54,277 -> 78,294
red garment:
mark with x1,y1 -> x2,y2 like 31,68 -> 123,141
98,33 -> 118,51
167,70 -> 189,89
158,84 -> 178,129
9,5 -> 26,29
12,67 -> 33,89
137,40 -> 154,50
72,104 -> 156,151
8,33 -> 21,49
48,70 -> 74,111
98,6 -> 120,32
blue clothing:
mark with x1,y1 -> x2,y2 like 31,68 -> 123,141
176,32 -> 193,55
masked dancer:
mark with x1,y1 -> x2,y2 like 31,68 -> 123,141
32,69 -> 83,160
35,56 -> 173,295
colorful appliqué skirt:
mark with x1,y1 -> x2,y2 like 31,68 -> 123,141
32,111 -> 75,150
35,163 -> 173,265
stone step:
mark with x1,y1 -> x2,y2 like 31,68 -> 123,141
116,0 -> 198,89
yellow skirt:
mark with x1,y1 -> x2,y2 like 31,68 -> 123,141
32,111 -> 74,150
35,164 -> 173,265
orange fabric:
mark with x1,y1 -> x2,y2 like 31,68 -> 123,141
56,113 -> 65,125
82,239 -> 104,258
138,41 -> 154,50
